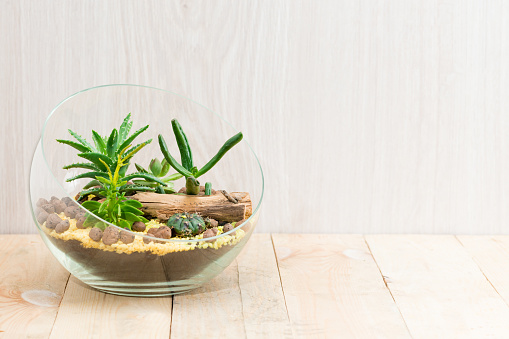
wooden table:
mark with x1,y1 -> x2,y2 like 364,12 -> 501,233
2,234 -> 509,338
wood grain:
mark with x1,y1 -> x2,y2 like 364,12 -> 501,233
457,235 -> 509,306
4,1 -> 509,234
236,234 -> 291,338
171,260 -> 246,338
50,276 -> 172,338
272,234 -> 411,338
0,235 -> 70,338
366,235 -> 509,338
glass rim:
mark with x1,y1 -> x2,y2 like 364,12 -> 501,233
34,83 -> 264,243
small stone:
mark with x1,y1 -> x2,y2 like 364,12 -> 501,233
143,236 -> 155,244
61,197 -> 74,206
55,219 -> 70,233
211,227 -> 218,236
120,230 -> 135,244
36,198 -> 49,207
36,210 -> 49,224
147,228 -> 159,235
223,223 -> 234,233
89,227 -> 103,242
75,210 -> 86,219
50,196 -> 59,202
102,226 -> 120,245
76,216 -> 87,229
41,203 -> 55,214
52,200 -> 67,213
46,213 -> 61,229
157,226 -> 172,239
132,221 -> 146,232
207,218 -> 218,228
64,206 -> 78,218
203,229 -> 215,239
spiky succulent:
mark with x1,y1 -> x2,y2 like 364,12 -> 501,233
133,158 -> 182,194
58,113 -> 166,199
158,119 -> 243,195
81,147 -> 148,230
167,212 -> 206,236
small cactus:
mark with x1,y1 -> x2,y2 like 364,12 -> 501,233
167,212 -> 206,236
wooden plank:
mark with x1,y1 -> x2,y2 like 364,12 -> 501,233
457,235 -> 509,306
236,234 -> 291,338
0,235 -> 70,338
272,234 -> 411,338
366,235 -> 509,338
171,260 -> 246,338
49,276 -> 172,338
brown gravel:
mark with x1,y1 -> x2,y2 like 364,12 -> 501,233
61,197 -> 74,206
36,198 -> 49,207
76,216 -> 87,229
211,227 -> 218,236
52,200 -> 67,214
207,218 -> 218,228
202,229 -> 215,240
223,223 -> 234,233
46,213 -> 62,229
132,221 -> 146,232
89,227 -> 103,242
156,226 -> 172,239
37,210 -> 49,224
120,230 -> 135,244
64,206 -> 79,218
102,226 -> 120,245
41,204 -> 56,214
55,219 -> 70,233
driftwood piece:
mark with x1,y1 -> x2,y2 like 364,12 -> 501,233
130,191 -> 253,223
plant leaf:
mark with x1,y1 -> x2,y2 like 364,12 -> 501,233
123,139 -> 152,161
195,132 -> 243,178
158,134 -> 193,177
118,113 -> 132,143
120,185 -> 156,192
118,219 -> 131,230
83,179 -> 101,189
118,125 -> 149,152
92,130 -> 107,154
78,187 -> 105,199
56,139 -> 91,153
66,171 -> 109,182
106,129 -> 118,157
123,172 -> 166,185
62,162 -> 99,171
82,200 -> 101,210
122,199 -> 143,208
68,129 -> 95,151
120,204 -> 144,215
135,163 -> 148,173
122,211 -> 142,222
78,152 -> 112,170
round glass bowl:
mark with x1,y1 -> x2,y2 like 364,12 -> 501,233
29,85 -> 263,297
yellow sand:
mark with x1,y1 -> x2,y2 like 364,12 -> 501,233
42,213 -> 245,256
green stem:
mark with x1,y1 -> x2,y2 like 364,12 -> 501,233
186,176 -> 200,195
158,135 -> 193,177
205,182 -> 212,195
195,132 -> 243,178
171,119 -> 194,171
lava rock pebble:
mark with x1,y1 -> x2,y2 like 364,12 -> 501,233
207,218 -> 218,228
102,226 -> 120,245
61,197 -> 74,206
36,198 -> 49,207
64,206 -> 79,218
132,221 -> 146,232
223,223 -> 234,233
156,226 -> 172,239
41,203 -> 56,214
52,200 -> 67,213
211,227 -> 218,236
36,210 -> 49,224
55,219 -> 70,233
120,230 -> 135,244
202,229 -> 215,240
76,216 -> 87,229
89,227 -> 103,242
46,213 -> 62,229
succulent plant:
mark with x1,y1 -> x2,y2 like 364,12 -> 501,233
58,113 -> 166,199
167,212 -> 206,236
158,119 -> 243,195
80,146 -> 149,230
133,158 -> 181,194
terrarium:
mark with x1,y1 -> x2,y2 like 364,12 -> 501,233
29,85 -> 263,297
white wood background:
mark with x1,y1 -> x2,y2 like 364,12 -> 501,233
2,0 -> 509,234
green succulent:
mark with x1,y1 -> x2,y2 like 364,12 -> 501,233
81,147 -> 148,230
158,119 -> 243,195
58,113 -> 166,199
167,212 -> 206,236
133,158 -> 182,194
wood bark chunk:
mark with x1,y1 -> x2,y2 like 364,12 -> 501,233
130,191 -> 252,222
